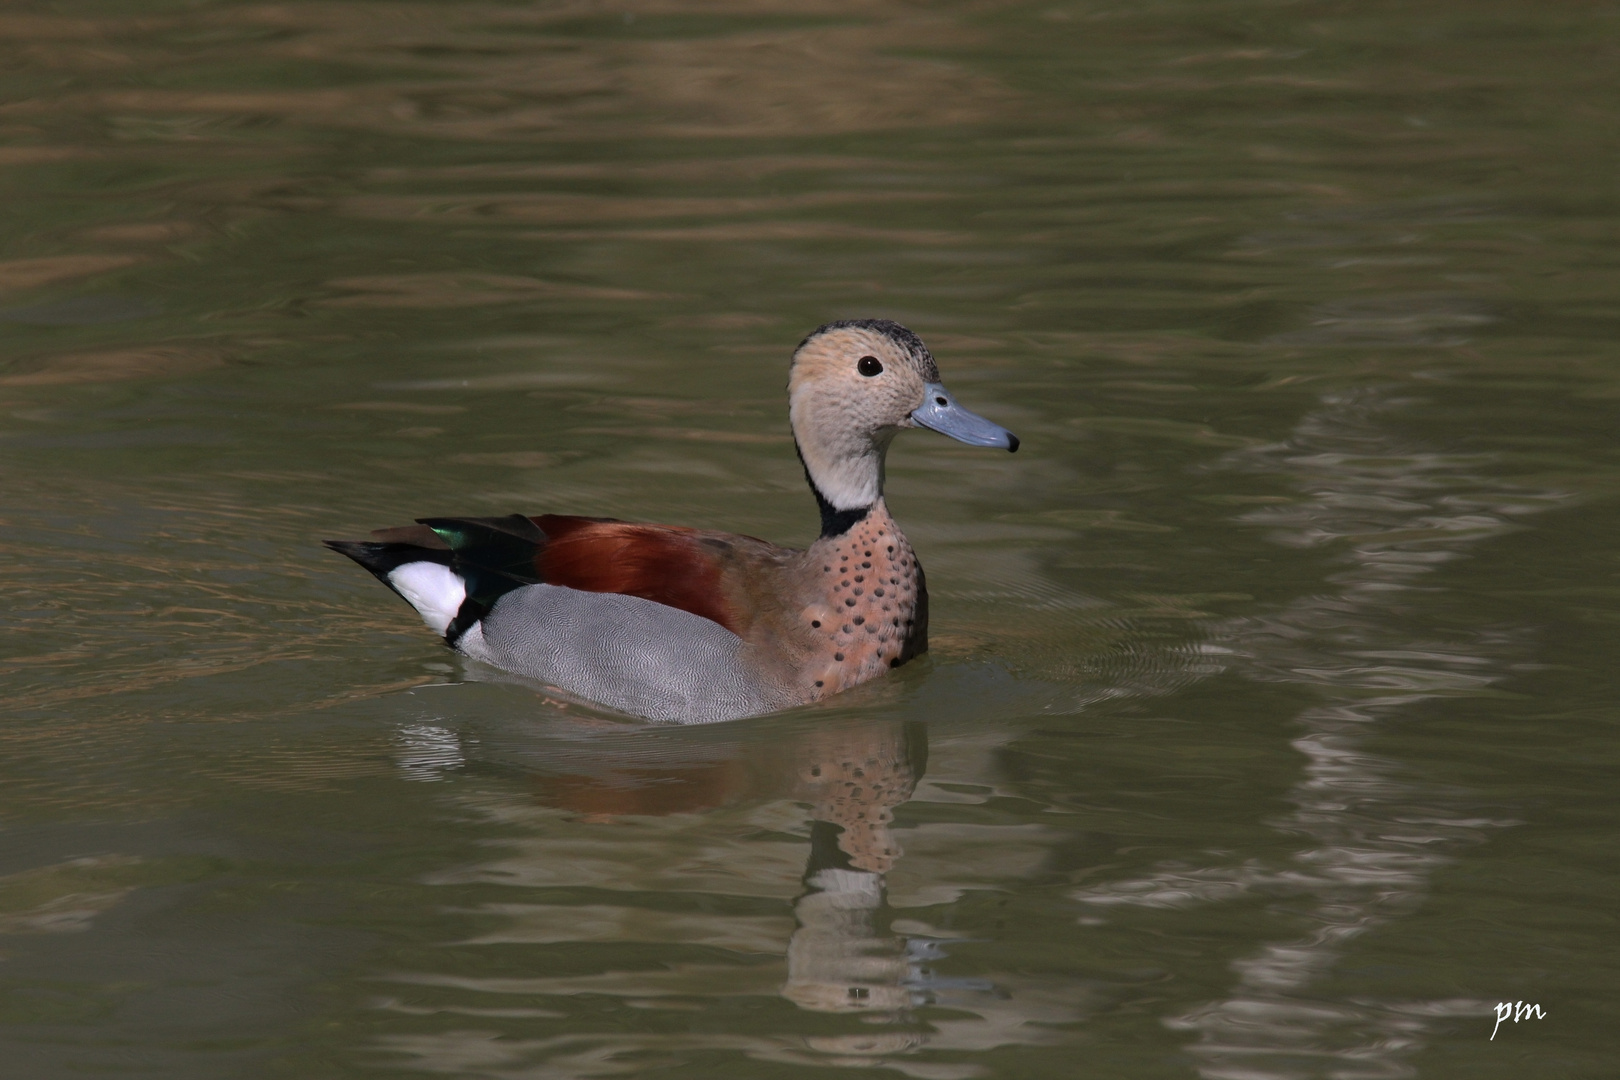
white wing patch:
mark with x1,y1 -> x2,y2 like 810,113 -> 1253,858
387,562 -> 467,635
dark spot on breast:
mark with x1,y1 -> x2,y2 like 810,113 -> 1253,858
864,551 -> 872,557
824,565 -> 831,572
887,545 -> 894,553
843,623 -> 852,633
861,561 -> 871,569
815,680 -> 823,688
874,589 -> 884,597
835,652 -> 844,661
811,620 -> 821,628
845,598 -> 856,607
866,624 -> 878,634
853,588 -> 863,596
854,575 -> 863,583
853,616 -> 864,625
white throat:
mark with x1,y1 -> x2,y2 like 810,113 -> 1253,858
797,432 -> 891,511
787,354 -> 900,512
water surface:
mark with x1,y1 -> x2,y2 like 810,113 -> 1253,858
2,1 -> 1616,1077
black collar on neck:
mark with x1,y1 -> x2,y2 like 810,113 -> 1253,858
816,494 -> 870,539
796,443 -> 872,538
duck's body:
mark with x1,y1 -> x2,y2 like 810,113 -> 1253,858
328,320 -> 1015,723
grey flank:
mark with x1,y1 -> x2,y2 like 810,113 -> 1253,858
458,584 -> 793,723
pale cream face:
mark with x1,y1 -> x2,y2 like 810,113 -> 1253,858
788,324 -> 941,510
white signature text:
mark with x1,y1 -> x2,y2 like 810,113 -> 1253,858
1491,1000 -> 1545,1040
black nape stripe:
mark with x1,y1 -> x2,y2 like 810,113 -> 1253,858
804,819 -> 857,880
796,443 -> 871,538
818,498 -> 870,538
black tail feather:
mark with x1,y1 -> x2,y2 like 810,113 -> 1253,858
325,531 -> 537,642
323,539 -> 448,586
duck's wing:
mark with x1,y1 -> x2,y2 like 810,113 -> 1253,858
528,514 -> 765,635
326,513 -> 796,722
326,513 -> 775,640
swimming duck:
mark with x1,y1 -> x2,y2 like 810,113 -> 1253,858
327,319 -> 1018,723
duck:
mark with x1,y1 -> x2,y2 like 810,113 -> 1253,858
326,319 -> 1018,723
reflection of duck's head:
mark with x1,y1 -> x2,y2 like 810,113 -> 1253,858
790,320 -> 1018,514
786,859 -> 915,1014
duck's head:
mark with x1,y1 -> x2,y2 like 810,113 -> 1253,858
789,319 -> 1018,519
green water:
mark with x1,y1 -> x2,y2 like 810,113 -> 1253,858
2,1 -> 1615,1076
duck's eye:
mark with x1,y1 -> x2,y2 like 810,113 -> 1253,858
857,356 -> 883,377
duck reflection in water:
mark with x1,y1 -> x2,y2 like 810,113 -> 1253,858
528,717 -> 940,1024
783,721 -> 925,1017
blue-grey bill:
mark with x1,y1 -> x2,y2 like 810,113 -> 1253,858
911,382 -> 1020,452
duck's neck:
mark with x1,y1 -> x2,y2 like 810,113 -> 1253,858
808,479 -> 870,537
795,431 -> 895,539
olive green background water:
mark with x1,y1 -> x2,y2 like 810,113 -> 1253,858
2,1 -> 1616,1076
